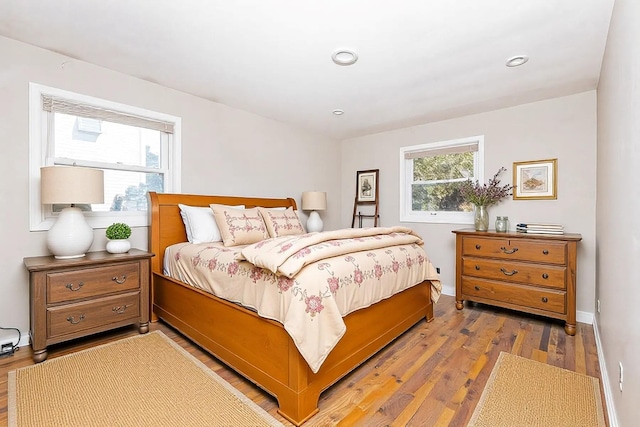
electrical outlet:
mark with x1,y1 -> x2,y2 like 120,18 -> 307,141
0,343 -> 14,358
597,299 -> 601,313
619,362 -> 624,391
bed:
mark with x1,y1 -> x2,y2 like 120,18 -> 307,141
148,191 -> 441,425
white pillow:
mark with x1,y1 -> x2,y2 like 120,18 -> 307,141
178,204 -> 244,244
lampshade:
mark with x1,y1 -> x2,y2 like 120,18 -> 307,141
41,166 -> 104,204
301,191 -> 327,211
41,166 -> 104,259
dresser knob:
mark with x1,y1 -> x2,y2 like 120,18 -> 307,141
65,282 -> 84,292
474,286 -> 480,291
542,273 -> 549,279
475,244 -> 481,250
66,314 -> 85,325
475,265 -> 480,270
543,249 -> 549,255
112,275 -> 127,284
541,297 -> 548,303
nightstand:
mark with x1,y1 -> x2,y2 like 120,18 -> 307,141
24,249 -> 153,362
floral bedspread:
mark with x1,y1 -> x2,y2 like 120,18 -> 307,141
164,227 -> 441,373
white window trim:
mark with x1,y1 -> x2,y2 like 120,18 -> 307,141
399,135 -> 484,224
29,82 -> 182,231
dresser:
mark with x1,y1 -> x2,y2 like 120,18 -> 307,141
452,229 -> 582,335
24,249 -> 153,362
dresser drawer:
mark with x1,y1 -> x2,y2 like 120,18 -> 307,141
47,292 -> 140,338
462,237 -> 567,265
47,262 -> 140,304
462,257 -> 566,289
461,277 -> 565,314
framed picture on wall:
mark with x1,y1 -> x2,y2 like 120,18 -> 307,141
356,169 -> 379,203
513,159 -> 558,200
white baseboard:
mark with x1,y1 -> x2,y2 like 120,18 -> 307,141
592,316 -> 619,427
441,284 -> 455,296
19,334 -> 30,348
577,310 -> 594,325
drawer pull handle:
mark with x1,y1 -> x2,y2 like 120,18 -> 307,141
541,297 -> 548,303
475,244 -> 481,250
542,273 -> 549,279
112,275 -> 127,284
66,314 -> 85,325
112,305 -> 129,314
500,268 -> 518,276
543,249 -> 549,255
500,246 -> 519,254
65,282 -> 84,292
474,286 -> 480,291
475,265 -> 480,270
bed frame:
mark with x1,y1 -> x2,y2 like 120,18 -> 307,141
148,192 -> 435,425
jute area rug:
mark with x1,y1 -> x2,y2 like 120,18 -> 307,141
8,331 -> 284,427
468,351 -> 606,427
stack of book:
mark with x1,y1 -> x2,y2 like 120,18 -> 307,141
516,223 -> 564,235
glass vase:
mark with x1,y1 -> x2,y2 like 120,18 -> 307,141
474,205 -> 489,231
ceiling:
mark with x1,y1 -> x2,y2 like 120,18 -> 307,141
0,1 -> 615,140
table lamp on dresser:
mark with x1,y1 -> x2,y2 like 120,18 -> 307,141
40,165 -> 104,259
301,191 -> 327,232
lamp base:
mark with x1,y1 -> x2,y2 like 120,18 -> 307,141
46,207 -> 94,259
306,210 -> 324,233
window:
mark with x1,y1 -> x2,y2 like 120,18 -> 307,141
399,136 -> 484,224
29,83 -> 181,230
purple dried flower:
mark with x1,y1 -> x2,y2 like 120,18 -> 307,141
460,167 -> 514,207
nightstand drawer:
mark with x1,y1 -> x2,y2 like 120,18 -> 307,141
462,257 -> 566,289
462,277 -> 565,314
47,262 -> 140,304
462,237 -> 567,265
47,292 -> 140,338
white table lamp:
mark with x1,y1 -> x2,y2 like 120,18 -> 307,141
302,191 -> 327,233
41,166 -> 104,259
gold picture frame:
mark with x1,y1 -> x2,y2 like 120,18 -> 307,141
513,159 -> 557,200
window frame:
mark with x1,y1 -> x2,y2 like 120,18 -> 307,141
29,83 -> 182,231
399,135 -> 484,224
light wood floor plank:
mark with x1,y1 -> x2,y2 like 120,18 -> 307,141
0,295 -> 608,426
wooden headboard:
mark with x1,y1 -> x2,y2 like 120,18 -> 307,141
148,192 -> 297,275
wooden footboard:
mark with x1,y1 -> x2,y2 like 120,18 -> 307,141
148,192 -> 434,425
154,273 -> 433,425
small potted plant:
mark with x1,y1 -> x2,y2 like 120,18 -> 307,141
105,222 -> 132,254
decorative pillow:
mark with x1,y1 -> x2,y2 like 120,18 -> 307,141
258,207 -> 306,237
210,204 -> 270,246
178,204 -> 244,244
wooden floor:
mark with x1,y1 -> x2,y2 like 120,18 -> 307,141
0,294 -> 608,426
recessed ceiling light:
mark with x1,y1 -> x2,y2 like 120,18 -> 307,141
332,49 -> 358,66
332,109 -> 344,115
506,55 -> 529,67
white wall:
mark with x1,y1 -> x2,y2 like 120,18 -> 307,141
596,0 -> 640,424
0,36 -> 340,343
341,92 -> 597,318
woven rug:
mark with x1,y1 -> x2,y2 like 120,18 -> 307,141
8,331 -> 283,427
468,352 -> 606,427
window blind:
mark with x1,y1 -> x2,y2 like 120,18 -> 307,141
404,141 -> 478,159
42,95 -> 174,134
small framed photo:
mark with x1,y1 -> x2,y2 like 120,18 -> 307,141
356,169 -> 379,203
513,159 -> 557,200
